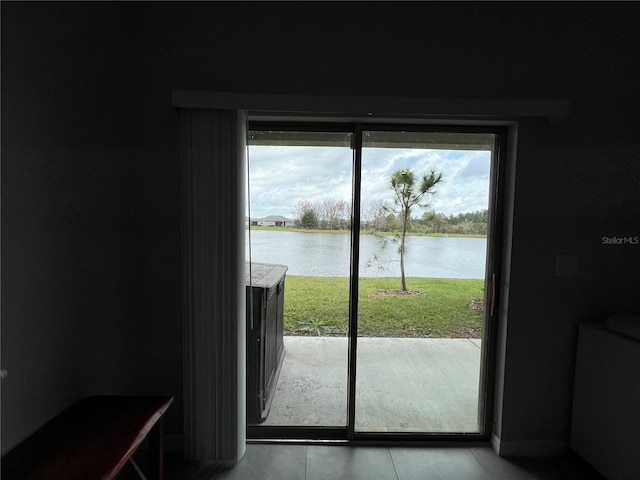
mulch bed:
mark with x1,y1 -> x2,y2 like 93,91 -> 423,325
376,289 -> 424,296
469,299 -> 484,312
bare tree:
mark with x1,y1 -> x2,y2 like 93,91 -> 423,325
337,200 -> 351,230
318,198 -> 340,230
363,198 -> 390,231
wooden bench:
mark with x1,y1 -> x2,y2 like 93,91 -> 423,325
1,395 -> 174,480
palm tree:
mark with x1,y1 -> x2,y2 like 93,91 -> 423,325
390,168 -> 443,291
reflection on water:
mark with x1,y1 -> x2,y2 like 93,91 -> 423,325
246,229 -> 486,279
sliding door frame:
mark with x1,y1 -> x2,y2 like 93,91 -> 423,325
347,123 -> 363,440
246,117 -> 508,443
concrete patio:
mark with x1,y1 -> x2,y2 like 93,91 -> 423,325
259,336 -> 483,433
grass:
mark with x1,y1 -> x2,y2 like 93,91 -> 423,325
283,276 -> 485,338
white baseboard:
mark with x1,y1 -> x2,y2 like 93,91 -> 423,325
491,433 -> 569,457
490,432 -> 501,454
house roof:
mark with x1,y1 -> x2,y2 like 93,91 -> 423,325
253,215 -> 295,222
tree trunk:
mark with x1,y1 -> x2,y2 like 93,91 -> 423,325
400,209 -> 408,291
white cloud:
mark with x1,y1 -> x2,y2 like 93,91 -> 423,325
247,145 -> 491,219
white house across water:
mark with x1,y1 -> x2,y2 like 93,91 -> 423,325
249,215 -> 296,227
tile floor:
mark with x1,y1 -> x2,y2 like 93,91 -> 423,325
136,443 -> 604,480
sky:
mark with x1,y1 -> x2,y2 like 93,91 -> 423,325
247,144 -> 492,220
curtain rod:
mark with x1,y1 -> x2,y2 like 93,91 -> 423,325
171,91 -> 569,125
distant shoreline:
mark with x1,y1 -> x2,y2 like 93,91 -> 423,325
246,225 -> 486,239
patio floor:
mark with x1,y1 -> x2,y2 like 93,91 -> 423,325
259,336 -> 483,433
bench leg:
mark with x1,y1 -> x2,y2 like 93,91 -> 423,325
148,417 -> 164,480
129,458 -> 149,480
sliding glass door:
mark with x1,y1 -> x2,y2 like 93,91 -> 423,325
246,123 -> 503,440
246,129 -> 353,430
355,129 -> 495,434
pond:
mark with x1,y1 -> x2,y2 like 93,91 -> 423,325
245,229 -> 487,279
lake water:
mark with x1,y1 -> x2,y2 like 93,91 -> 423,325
246,230 -> 487,279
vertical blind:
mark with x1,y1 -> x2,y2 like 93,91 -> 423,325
180,108 -> 247,463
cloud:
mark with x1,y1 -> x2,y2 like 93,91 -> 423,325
247,145 -> 491,219
248,146 -> 352,217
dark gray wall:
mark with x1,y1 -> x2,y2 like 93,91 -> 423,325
2,2 -> 639,454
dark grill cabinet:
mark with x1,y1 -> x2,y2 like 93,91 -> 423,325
246,262 -> 287,424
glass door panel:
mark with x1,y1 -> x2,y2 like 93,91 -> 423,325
355,130 -> 494,433
246,130 -> 353,429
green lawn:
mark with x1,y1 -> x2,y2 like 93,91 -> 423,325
283,276 -> 485,338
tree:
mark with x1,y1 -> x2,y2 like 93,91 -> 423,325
293,200 -> 317,228
293,199 -> 313,220
318,198 -> 345,230
389,168 -> 443,291
336,200 -> 351,230
363,198 -> 390,232
423,210 -> 447,234
299,208 -> 319,229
